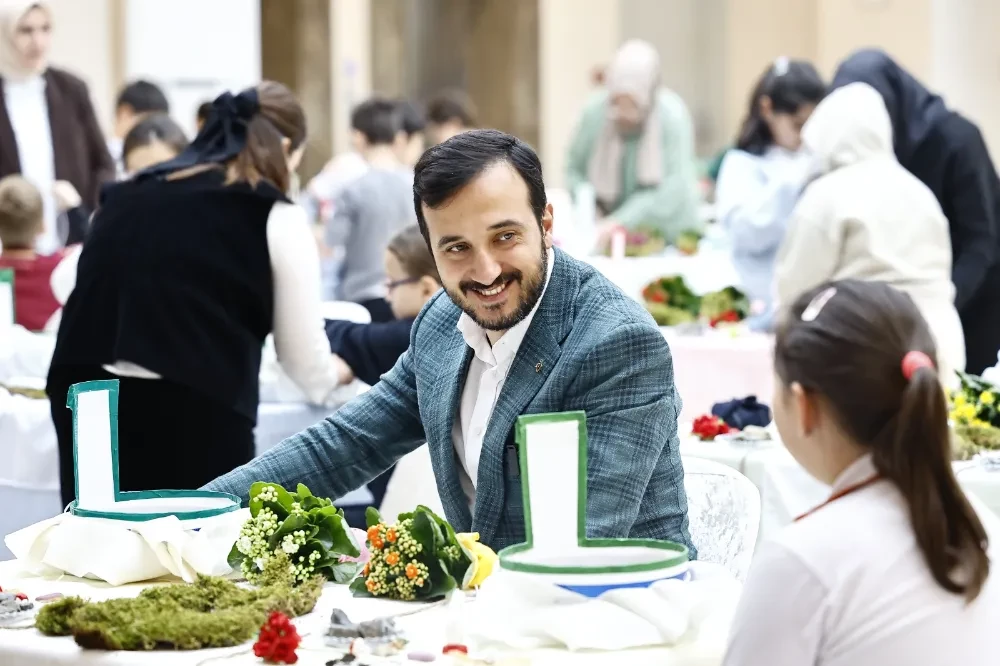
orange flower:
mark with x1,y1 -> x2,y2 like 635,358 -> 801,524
362,561 -> 370,577
385,528 -> 397,543
385,551 -> 399,566
405,562 -> 419,580
371,537 -> 384,550
366,525 -> 380,542
365,577 -> 377,592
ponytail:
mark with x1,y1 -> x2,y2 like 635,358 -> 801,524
874,365 -> 990,602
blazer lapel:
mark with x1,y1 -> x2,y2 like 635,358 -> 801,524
423,327 -> 474,532
44,71 -> 74,183
0,80 -> 21,175
472,249 -> 578,546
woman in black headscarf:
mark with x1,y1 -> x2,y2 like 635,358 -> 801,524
831,49 -> 1000,374
47,82 -> 347,506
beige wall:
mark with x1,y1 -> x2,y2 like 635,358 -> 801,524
46,0 -> 120,134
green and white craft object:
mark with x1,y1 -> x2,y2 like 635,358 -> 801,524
498,412 -> 689,598
0,268 -> 13,333
65,379 -> 240,522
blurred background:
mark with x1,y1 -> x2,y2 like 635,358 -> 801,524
46,0 -> 1000,185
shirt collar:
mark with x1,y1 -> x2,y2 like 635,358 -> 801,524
457,248 -> 555,367
830,453 -> 878,494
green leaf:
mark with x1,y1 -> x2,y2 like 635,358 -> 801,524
410,511 -> 439,555
328,560 -> 362,584
315,512 -> 360,558
249,481 -> 295,518
267,513 -> 309,550
423,559 -> 458,599
365,506 -> 383,528
227,542 -> 244,570
295,483 -> 314,499
300,495 -> 325,512
417,505 -> 459,546
350,575 -> 372,597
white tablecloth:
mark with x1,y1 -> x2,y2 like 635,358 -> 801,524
0,560 -> 732,665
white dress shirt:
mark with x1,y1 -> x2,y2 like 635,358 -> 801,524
3,76 -> 59,254
452,249 -> 554,507
724,453 -> 1000,666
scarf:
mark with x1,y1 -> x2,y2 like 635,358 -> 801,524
587,39 -> 664,207
0,1 -> 50,81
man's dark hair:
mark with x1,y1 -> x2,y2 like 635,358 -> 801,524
350,97 -> 402,145
425,89 -> 476,127
397,100 -> 425,137
122,113 -> 189,161
116,80 -> 169,114
196,101 -> 214,124
412,129 -> 546,246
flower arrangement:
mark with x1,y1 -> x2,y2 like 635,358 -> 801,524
350,506 -> 496,601
692,414 -> 733,441
229,482 -> 362,586
253,611 -> 301,664
642,276 -> 750,328
950,371 -> 1000,460
35,558 -> 322,651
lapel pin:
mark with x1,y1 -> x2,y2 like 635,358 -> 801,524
535,361 -> 543,373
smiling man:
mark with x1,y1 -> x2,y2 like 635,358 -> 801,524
205,129 -> 694,553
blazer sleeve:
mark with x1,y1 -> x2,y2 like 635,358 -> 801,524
945,130 -> 999,311
563,320 -> 694,553
203,318 -> 427,504
73,79 -> 115,209
325,318 -> 413,386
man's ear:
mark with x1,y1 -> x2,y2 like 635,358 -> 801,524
541,202 -> 554,248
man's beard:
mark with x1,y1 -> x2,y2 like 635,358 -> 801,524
447,243 -> 548,332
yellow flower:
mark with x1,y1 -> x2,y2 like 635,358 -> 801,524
457,532 -> 498,589
980,391 -> 995,406
953,393 -> 968,409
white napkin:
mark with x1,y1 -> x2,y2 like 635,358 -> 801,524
5,509 -> 247,586
467,564 -> 741,652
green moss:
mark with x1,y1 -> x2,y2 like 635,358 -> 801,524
35,553 -> 324,651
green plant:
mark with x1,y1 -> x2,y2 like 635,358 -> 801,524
228,482 -> 361,585
350,506 -> 473,601
699,286 -> 751,326
35,555 -> 323,651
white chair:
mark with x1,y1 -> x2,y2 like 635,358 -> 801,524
320,300 -> 371,324
683,456 -> 761,582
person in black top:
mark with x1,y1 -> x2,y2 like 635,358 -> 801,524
324,224 -> 440,527
831,49 -> 1000,374
47,82 -> 344,507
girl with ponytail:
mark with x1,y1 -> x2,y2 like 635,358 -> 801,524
724,279 -> 998,666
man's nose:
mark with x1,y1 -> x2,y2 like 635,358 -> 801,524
469,249 -> 502,286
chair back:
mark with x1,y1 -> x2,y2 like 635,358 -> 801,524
683,456 -> 760,581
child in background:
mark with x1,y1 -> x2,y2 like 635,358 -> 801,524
0,175 -> 64,330
327,98 -> 416,323
724,279 -> 998,666
325,225 -> 441,528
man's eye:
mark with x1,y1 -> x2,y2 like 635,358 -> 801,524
499,233 -> 515,242
447,244 -> 467,253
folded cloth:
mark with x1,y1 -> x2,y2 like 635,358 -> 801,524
467,562 -> 741,652
712,395 -> 771,429
4,510 -> 246,586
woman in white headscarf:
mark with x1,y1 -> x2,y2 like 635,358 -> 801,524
566,39 -> 701,243
0,1 -> 114,252
774,82 -> 965,382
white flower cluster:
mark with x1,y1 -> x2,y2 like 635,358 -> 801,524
291,549 -> 322,583
235,505 -> 279,584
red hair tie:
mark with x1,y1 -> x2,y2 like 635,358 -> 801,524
901,351 -> 934,380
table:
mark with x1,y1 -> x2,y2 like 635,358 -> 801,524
583,246 -> 740,302
0,560 -> 732,665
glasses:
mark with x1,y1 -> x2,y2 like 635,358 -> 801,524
385,277 -> 419,292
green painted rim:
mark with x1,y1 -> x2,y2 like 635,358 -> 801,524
497,538 -> 689,575
68,490 -> 241,521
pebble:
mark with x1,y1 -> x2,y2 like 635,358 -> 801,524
35,593 -> 64,602
407,651 -> 436,662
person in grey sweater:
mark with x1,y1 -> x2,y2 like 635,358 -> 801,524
327,98 -> 416,322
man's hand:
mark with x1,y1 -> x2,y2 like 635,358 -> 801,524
53,181 -> 82,212
332,353 -> 355,385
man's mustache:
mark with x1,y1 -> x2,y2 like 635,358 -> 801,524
460,271 -> 522,293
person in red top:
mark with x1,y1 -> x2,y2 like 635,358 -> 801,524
0,174 -> 63,331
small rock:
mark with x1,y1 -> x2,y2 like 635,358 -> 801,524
329,608 -> 354,626
35,593 -> 64,602
408,651 -> 437,662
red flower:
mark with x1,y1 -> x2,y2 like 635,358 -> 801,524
253,612 -> 301,664
710,309 -> 741,328
692,415 -> 732,441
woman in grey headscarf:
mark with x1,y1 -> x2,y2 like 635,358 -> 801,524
566,39 -> 700,243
